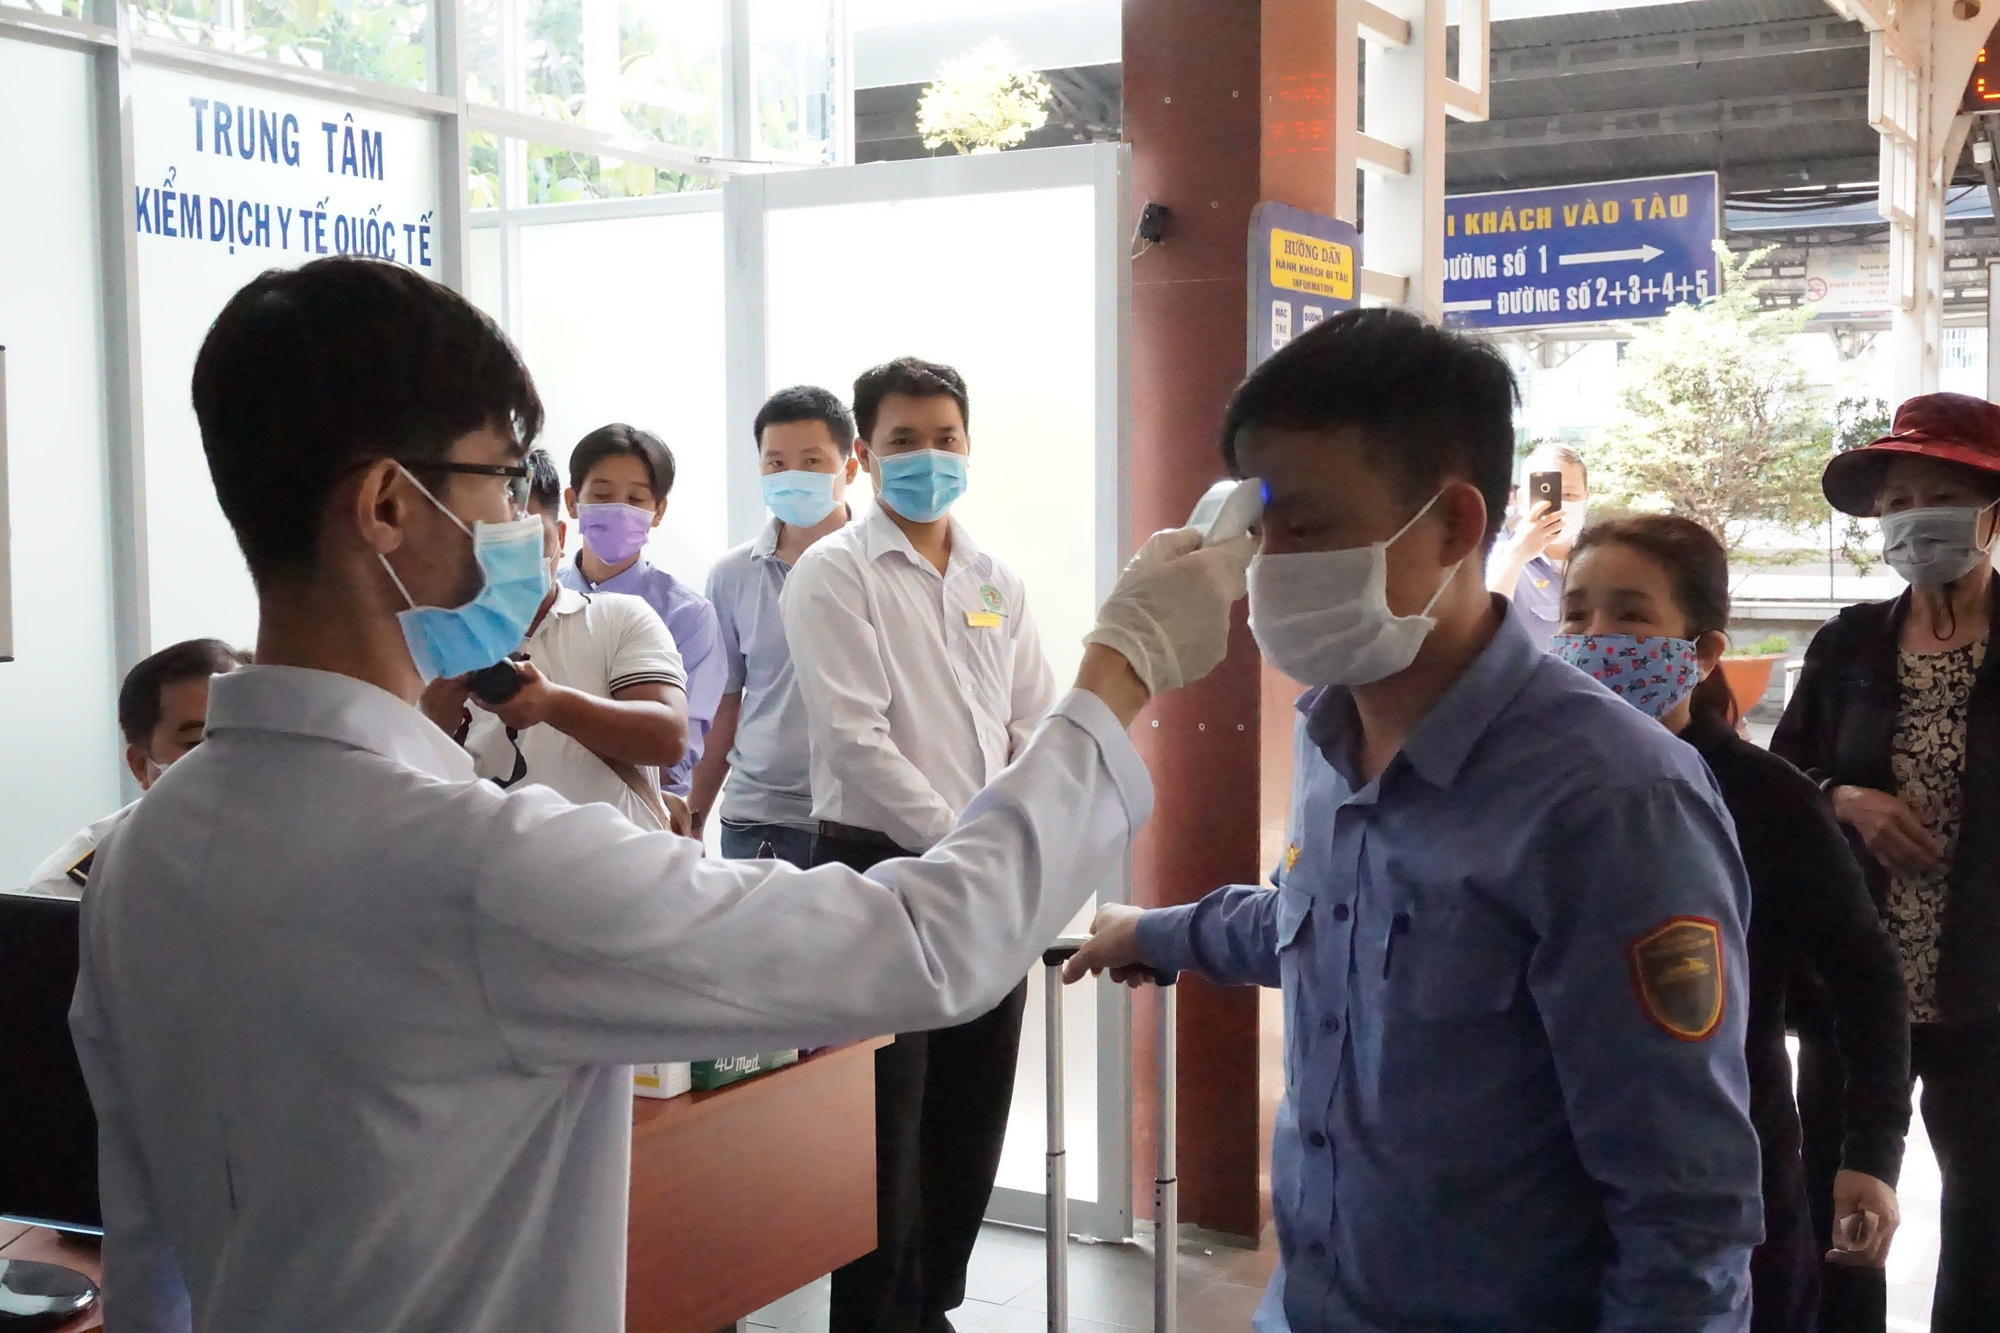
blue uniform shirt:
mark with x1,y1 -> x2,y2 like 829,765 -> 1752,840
1134,602 -> 1763,1333
703,517 -> 818,827
560,553 -> 727,796
1510,552 -> 1563,648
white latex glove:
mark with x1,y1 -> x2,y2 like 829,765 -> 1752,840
1083,527 -> 1256,696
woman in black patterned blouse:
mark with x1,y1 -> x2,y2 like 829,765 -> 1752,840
1773,392 -> 2000,1333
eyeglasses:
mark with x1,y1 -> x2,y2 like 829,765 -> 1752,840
405,460 -> 532,509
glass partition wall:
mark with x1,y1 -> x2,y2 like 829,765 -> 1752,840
732,145 -> 1134,1237
0,0 -> 1135,1243
0,0 -> 837,859
0,36 -> 123,887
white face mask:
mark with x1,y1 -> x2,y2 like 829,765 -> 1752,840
1557,500 -> 1589,546
1248,491 -> 1460,687
1880,502 -> 1997,587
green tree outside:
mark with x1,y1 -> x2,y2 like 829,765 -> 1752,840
1595,243 -> 1837,555
916,39 -> 1051,156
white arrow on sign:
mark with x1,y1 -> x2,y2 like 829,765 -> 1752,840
1558,244 -> 1665,266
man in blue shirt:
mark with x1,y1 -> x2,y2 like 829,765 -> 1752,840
688,386 -> 860,866
560,424 -> 727,797
1066,310 -> 1762,1332
1485,441 -> 1590,647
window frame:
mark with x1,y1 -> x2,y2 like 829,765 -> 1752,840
0,0 -> 845,691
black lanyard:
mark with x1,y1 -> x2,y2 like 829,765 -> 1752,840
490,726 -> 529,790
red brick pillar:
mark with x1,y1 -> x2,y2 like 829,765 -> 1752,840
1124,0 -> 1268,1241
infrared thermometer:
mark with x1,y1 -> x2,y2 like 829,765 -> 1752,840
1187,478 -> 1266,546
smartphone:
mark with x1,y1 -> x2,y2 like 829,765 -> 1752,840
1528,470 -> 1563,515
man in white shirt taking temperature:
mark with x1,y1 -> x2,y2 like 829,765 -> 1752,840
69,257 -> 1253,1333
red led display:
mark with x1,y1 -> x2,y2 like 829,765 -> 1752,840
1965,33 -> 2000,111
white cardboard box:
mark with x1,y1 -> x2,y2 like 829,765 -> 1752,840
633,1062 -> 692,1099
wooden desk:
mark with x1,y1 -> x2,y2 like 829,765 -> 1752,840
627,1039 -> 886,1333
1,1039 -> 885,1333
0,1222 -> 102,1331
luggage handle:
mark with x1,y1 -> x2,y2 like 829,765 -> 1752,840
1039,939 -> 1178,988
1039,935 -> 1178,1333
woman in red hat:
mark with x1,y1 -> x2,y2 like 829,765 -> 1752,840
1773,391 -> 2000,1333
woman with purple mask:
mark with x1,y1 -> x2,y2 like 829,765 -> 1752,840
561,424 -> 727,800
1557,514 -> 1909,1333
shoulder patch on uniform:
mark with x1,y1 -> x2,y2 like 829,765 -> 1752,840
1284,844 -> 1301,872
1628,916 -> 1724,1041
65,849 -> 95,889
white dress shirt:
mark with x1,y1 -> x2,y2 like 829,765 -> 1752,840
70,663 -> 1147,1333
18,801 -> 138,897
780,503 -> 1058,851
464,586 -> 686,826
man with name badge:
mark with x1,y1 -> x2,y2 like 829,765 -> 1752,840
782,357 -> 1055,1333
68,258 -> 1255,1333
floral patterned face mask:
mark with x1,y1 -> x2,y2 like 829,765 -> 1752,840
1550,633 -> 1702,719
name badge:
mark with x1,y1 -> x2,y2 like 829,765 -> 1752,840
965,611 -> 1002,629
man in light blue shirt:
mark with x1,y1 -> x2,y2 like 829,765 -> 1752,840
1067,310 -> 1762,1332
1485,442 -> 1590,648
689,386 -> 860,866
559,424 -> 727,796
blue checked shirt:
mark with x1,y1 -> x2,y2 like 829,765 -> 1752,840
1134,603 -> 1763,1332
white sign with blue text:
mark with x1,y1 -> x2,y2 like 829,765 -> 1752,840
1441,172 -> 1719,330
130,65 -> 441,654
132,64 -> 440,273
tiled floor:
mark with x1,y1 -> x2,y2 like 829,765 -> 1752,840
748,1223 -> 1276,1333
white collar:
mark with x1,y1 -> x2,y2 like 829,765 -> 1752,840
204,665 -> 475,783
858,500 -> 990,577
539,584 -> 591,621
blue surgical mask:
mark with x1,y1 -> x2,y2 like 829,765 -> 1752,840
874,449 -> 967,523
762,469 -> 840,528
378,466 -> 550,683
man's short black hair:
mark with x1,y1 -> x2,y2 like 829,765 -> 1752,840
852,357 -> 969,444
1220,309 -> 1518,545
524,447 -> 563,515
192,257 -> 543,585
118,638 -> 249,745
567,424 -> 677,499
754,385 -> 856,456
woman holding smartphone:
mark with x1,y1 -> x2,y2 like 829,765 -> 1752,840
1556,514 -> 1909,1333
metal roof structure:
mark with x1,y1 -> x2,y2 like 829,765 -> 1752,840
857,0 -> 1978,215
1445,0 -> 1876,195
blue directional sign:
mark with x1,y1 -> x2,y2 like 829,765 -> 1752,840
1441,171 -> 1719,330
1249,201 -> 1360,366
